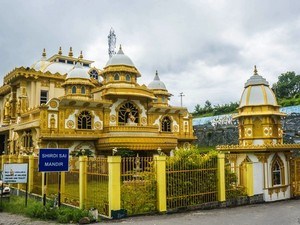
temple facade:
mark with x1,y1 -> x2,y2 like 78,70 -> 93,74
0,46 -> 195,156
218,67 -> 300,201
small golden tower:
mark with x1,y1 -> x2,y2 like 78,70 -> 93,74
234,66 -> 286,146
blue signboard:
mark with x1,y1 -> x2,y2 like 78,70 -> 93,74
39,148 -> 69,172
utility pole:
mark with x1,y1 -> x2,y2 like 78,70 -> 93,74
179,92 -> 185,107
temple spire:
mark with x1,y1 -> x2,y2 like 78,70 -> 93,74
68,47 -> 73,57
254,65 -> 258,75
58,47 -> 62,55
154,70 -> 160,80
42,48 -> 46,57
79,50 -> 83,59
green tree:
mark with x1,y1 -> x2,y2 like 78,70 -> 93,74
204,100 -> 212,112
273,72 -> 300,99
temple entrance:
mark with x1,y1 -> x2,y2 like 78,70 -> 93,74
291,157 -> 300,197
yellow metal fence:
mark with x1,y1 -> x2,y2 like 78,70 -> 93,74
63,157 -> 80,206
291,157 -> 300,197
1,153 -> 253,217
166,154 -> 218,210
121,156 -> 157,215
86,157 -> 109,215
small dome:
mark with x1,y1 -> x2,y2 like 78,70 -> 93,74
105,46 -> 135,67
148,71 -> 167,90
66,62 -> 90,79
239,67 -> 277,107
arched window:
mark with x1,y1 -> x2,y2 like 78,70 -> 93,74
114,73 -> 120,81
78,111 -> 92,129
118,102 -> 139,125
161,116 -> 172,132
72,86 -> 77,94
89,69 -> 99,80
126,74 -> 131,81
272,155 -> 284,186
81,86 -> 86,94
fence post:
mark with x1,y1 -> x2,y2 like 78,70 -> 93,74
28,155 -> 34,193
245,162 -> 254,197
17,155 -> 23,190
61,172 -> 66,202
154,155 -> 167,213
217,153 -> 226,202
79,156 -> 88,209
108,156 -> 121,218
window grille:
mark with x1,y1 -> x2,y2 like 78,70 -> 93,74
78,111 -> 92,129
89,69 -> 99,80
118,102 -> 139,125
40,90 -> 48,105
162,116 -> 171,132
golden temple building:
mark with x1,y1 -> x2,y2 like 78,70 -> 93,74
0,46 -> 195,156
217,66 -> 300,201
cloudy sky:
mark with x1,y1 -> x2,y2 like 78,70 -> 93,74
1,0 -> 300,111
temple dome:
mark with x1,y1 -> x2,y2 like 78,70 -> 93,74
239,66 -> 278,108
105,46 -> 135,67
148,71 -> 167,90
66,62 -> 90,79
31,48 -> 51,71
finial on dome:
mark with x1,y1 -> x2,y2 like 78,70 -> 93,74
254,65 -> 258,75
69,47 -> 73,57
154,70 -> 160,80
42,48 -> 46,57
117,44 -> 124,54
58,47 -> 62,55
79,50 -> 83,59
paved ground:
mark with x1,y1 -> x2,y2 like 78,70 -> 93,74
0,199 -> 299,225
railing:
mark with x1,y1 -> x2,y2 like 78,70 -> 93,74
121,156 -> 157,215
63,157 -> 80,207
86,157 -> 109,216
166,154 -> 218,210
0,153 -> 256,217
103,125 -> 158,133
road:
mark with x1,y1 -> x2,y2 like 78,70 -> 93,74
0,199 -> 299,225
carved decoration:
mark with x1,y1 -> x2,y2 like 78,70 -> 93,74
50,101 -> 58,108
141,117 -> 147,125
173,124 -> 179,132
110,115 -> 116,122
67,120 -> 74,129
94,121 -> 102,130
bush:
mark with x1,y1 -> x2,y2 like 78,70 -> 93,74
2,195 -> 93,223
121,172 -> 156,215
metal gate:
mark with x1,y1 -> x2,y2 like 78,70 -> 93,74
291,158 -> 300,197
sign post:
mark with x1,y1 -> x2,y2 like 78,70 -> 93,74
3,163 -> 29,206
39,148 -> 69,207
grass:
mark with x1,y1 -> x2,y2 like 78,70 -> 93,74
1,195 -> 95,223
